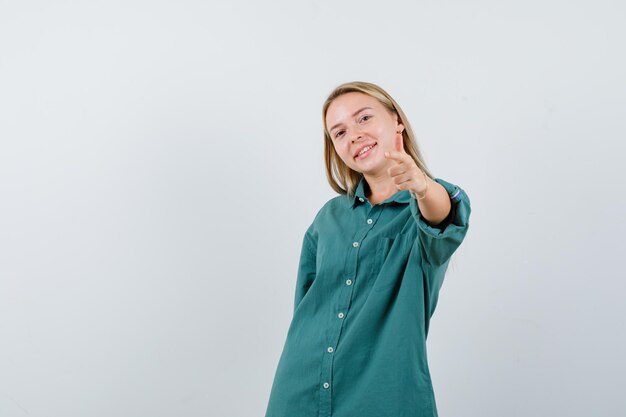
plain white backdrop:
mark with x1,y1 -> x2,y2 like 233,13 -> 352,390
1,1 -> 625,416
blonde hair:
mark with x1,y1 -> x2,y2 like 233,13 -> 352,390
322,81 -> 432,196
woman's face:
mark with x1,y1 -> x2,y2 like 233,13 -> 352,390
325,92 -> 404,176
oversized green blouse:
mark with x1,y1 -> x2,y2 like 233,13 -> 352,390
265,177 -> 471,417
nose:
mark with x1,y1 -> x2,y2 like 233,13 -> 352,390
349,124 -> 365,142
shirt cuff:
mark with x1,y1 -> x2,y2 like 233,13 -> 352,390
409,178 -> 470,237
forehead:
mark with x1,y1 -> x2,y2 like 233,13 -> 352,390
325,92 -> 385,129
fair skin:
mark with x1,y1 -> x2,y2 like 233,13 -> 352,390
325,92 -> 451,226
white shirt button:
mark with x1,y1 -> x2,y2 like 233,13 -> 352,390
338,312 -> 345,319
367,218 -> 373,224
358,197 -> 364,202
327,347 -> 334,353
323,382 -> 330,389
352,241 -> 359,247
346,279 -> 352,285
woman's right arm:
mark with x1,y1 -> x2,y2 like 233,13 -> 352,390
293,226 -> 317,314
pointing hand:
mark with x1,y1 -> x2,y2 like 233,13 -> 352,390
384,131 -> 428,195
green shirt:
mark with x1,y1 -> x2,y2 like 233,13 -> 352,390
265,177 -> 471,417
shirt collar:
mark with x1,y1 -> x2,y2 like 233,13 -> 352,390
351,176 -> 412,208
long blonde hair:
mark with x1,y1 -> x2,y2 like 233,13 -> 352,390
322,81 -> 432,196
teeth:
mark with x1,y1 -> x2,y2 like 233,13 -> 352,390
358,144 -> 374,156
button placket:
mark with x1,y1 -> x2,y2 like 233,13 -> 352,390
318,202 -> 384,416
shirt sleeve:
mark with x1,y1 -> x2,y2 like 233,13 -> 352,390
408,178 -> 471,267
293,224 -> 317,314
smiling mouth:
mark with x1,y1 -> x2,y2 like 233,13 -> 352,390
355,143 -> 377,159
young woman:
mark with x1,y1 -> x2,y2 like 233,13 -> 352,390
265,81 -> 471,417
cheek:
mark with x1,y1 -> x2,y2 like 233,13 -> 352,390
375,125 -> 390,138
335,143 -> 350,159
375,128 -> 393,148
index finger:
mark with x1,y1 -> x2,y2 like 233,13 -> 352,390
384,150 -> 408,162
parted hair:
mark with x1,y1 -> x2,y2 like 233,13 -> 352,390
322,81 -> 432,196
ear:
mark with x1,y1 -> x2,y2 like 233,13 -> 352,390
392,112 -> 405,133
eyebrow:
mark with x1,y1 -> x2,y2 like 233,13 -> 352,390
329,107 -> 373,134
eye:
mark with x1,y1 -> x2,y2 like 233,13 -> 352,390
334,130 -> 345,139
360,115 -> 372,122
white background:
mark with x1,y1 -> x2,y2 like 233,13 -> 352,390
1,1 -> 625,416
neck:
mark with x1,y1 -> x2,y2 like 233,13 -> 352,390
363,173 -> 397,204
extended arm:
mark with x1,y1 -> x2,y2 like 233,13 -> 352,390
413,177 -> 452,227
